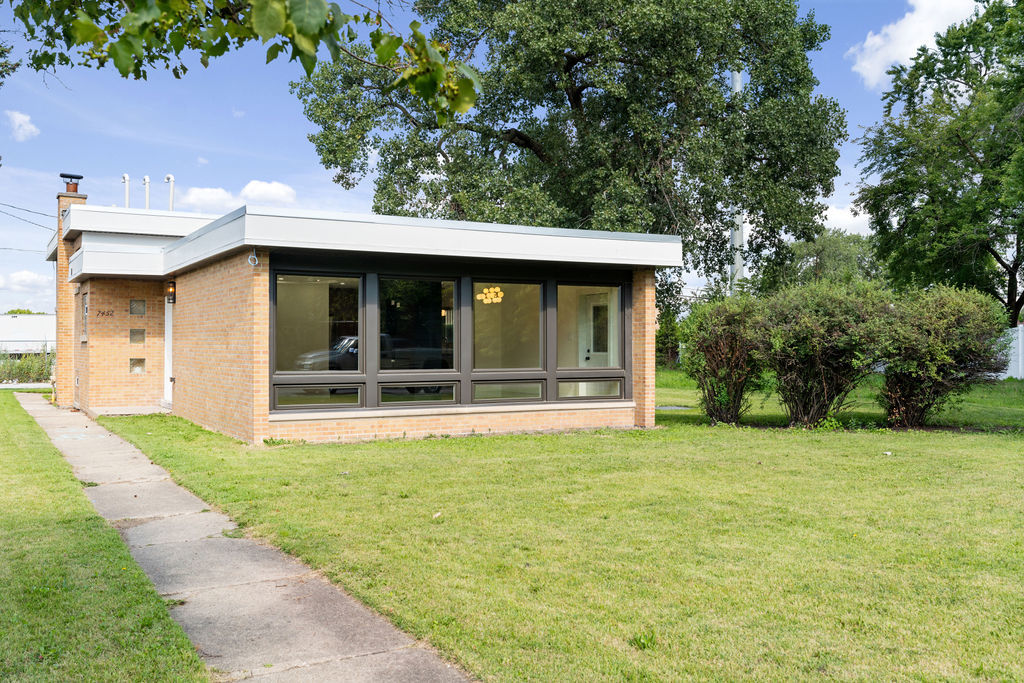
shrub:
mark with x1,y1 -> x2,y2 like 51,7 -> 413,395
881,286 -> 1008,427
0,349 -> 55,383
680,296 -> 765,424
761,281 -> 893,426
656,312 -> 682,366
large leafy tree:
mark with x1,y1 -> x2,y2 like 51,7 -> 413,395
857,0 -> 1023,325
753,228 -> 883,292
5,1 -> 479,121
293,0 -> 846,276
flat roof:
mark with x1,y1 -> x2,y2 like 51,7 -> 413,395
57,204 -> 684,281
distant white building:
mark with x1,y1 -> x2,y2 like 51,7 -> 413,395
0,314 -> 57,355
1001,326 -> 1024,380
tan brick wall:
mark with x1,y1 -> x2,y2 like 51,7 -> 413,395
172,250 -> 269,442
73,279 -> 165,413
54,192 -> 87,407
631,268 -> 656,428
267,406 -> 636,444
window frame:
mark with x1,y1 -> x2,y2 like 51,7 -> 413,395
269,253 -> 632,412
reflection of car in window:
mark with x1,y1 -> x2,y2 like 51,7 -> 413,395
292,334 -> 451,373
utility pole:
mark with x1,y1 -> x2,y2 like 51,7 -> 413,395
729,69 -> 745,292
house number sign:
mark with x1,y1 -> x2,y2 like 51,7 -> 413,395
95,310 -> 114,317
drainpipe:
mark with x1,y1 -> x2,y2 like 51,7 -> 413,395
143,175 -> 151,209
164,174 -> 175,211
122,173 -> 130,208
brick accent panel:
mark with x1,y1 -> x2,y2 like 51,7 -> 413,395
73,279 -> 164,413
631,268 -> 656,427
54,192 -> 87,407
172,250 -> 270,442
267,406 -> 636,444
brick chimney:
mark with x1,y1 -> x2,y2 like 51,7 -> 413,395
54,173 -> 86,407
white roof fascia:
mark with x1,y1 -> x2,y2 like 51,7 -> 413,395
163,206 -> 683,274
67,233 -> 173,282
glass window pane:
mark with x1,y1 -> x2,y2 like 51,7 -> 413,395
276,275 -> 360,372
380,278 -> 455,370
473,282 -> 542,369
380,384 -> 456,403
130,329 -> 145,344
558,379 -> 622,399
276,385 -> 360,407
129,358 -> 146,374
473,381 -> 543,401
557,285 -> 621,368
129,299 -> 146,316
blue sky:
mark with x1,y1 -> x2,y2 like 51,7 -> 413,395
0,0 -> 979,312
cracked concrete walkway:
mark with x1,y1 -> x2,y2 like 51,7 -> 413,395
16,393 -> 468,682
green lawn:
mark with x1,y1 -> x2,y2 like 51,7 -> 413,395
0,391 -> 206,681
657,368 -> 1024,430
99,385 -> 1024,680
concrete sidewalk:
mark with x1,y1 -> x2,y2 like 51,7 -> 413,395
16,393 -> 468,682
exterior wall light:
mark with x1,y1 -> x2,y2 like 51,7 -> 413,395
165,280 -> 176,304
476,286 -> 504,304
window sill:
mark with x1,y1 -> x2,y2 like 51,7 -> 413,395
269,399 -> 635,422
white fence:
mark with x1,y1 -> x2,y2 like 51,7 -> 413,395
1001,326 -> 1024,380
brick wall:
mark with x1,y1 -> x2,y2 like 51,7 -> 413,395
172,249 -> 270,442
267,405 -> 636,444
73,279 -> 165,414
631,268 -> 656,428
54,192 -> 86,407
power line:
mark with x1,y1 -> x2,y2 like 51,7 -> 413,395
0,247 -> 46,253
0,208 -> 54,231
0,201 -> 54,219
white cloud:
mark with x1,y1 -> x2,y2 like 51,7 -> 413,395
846,0 -> 978,89
178,180 -> 297,212
232,108 -> 246,118
240,180 -> 296,205
0,270 -> 53,293
824,204 -> 871,236
4,110 -> 40,142
178,186 -> 241,212
196,156 -> 209,165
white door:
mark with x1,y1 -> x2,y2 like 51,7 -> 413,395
577,293 -> 611,368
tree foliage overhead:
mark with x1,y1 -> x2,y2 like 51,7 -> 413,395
753,228 -> 882,293
293,0 -> 847,276
856,0 -> 1024,325
6,0 -> 479,122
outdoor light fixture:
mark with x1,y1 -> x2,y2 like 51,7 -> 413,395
165,280 -> 176,304
476,286 -> 504,304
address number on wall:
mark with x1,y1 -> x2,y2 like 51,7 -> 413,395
95,310 -> 114,317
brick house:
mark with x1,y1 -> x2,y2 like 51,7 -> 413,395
49,176 -> 681,444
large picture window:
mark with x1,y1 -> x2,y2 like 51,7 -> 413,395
380,278 -> 455,371
473,281 -> 543,370
557,285 -> 621,369
271,262 -> 629,411
275,274 -> 359,372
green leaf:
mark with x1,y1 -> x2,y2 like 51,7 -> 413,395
70,11 -> 106,45
266,42 -> 286,63
251,0 -> 287,42
456,63 -> 483,93
168,31 -> 187,54
108,40 -> 135,76
451,76 -> 477,113
370,31 -> 403,64
287,0 -> 329,36
292,30 -> 317,55
297,49 -> 317,75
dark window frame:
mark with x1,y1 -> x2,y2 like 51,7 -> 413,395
269,252 -> 633,411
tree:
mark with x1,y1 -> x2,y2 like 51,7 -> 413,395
293,0 -> 846,277
856,0 -> 1023,325
6,1 -> 479,122
3,309 -> 43,315
753,228 -> 882,292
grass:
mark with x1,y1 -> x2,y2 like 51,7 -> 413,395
0,390 -> 206,681
99,382 -> 1024,680
656,368 -> 1024,430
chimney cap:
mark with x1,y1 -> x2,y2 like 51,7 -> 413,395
60,172 -> 84,181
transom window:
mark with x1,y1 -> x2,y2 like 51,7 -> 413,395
271,263 -> 629,411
